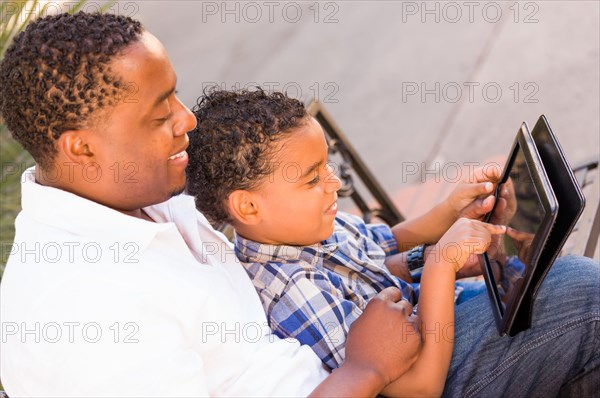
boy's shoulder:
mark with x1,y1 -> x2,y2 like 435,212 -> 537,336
335,211 -> 365,226
240,257 -> 337,301
331,211 -> 375,241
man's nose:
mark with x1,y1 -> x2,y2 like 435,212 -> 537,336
173,98 -> 197,136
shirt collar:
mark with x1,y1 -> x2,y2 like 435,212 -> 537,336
19,166 -> 190,251
233,233 -> 339,268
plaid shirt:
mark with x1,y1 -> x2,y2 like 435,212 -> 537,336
234,212 -> 416,369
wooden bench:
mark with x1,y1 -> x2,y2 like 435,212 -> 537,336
563,159 -> 600,258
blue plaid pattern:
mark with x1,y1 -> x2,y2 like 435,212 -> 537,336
234,212 -> 525,370
235,212 -> 416,369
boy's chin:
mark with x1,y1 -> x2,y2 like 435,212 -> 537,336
316,224 -> 336,243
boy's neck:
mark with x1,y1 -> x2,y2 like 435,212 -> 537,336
234,225 -> 320,247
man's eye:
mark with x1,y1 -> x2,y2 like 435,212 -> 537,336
155,113 -> 173,124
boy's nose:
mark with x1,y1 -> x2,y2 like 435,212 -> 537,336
325,164 -> 342,193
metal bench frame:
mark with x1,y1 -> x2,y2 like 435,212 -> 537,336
306,100 -> 599,260
307,101 -> 404,226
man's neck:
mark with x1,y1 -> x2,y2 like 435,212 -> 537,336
35,166 -> 155,222
116,208 -> 155,222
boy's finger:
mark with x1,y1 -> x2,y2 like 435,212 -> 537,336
483,222 -> 507,235
506,227 -> 533,241
473,166 -> 501,183
375,287 -> 402,303
460,194 -> 495,219
463,181 -> 494,196
471,219 -> 506,234
481,182 -> 494,194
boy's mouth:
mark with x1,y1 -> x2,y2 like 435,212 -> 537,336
325,201 -> 338,215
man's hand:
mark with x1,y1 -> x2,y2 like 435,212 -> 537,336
445,166 -> 502,221
344,287 -> 422,387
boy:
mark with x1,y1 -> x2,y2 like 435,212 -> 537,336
186,88 -> 507,396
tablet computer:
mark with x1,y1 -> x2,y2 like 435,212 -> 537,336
481,122 -> 558,336
529,115 -> 585,294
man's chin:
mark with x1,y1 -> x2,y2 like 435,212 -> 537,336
169,183 -> 186,199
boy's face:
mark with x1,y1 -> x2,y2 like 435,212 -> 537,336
249,117 -> 342,246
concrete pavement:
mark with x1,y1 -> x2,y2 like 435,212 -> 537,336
131,0 -> 599,217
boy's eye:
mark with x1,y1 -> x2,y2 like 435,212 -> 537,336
308,175 -> 321,186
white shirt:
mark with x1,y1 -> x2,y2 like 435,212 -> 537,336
0,167 -> 329,397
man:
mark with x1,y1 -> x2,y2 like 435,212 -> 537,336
0,12 -> 598,397
0,12 -> 420,396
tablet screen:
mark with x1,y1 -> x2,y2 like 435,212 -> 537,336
501,147 -> 546,263
488,143 -> 547,309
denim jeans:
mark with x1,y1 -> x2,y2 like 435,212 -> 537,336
455,280 -> 487,305
443,255 -> 600,397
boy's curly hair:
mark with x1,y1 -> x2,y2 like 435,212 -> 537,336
0,12 -> 143,169
186,88 -> 308,225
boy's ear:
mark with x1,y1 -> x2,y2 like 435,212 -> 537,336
227,190 -> 261,225
56,130 -> 95,164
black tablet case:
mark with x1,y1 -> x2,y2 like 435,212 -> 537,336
482,116 -> 585,336
516,115 -> 586,316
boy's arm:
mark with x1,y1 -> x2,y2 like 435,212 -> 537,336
391,200 -> 462,252
379,250 -> 457,396
391,167 -> 500,252
381,219 -> 506,397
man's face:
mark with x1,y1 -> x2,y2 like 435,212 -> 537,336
250,118 -> 342,246
82,31 -> 197,212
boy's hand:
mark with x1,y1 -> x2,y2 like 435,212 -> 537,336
437,218 -> 506,272
344,287 -> 422,386
445,166 -> 502,221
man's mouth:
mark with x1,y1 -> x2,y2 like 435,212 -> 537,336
168,150 -> 187,161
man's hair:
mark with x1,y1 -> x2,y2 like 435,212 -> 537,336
0,12 -> 143,169
186,88 -> 308,225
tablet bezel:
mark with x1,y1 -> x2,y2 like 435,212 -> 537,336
481,122 -> 558,336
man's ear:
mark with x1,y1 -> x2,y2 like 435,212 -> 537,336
227,190 -> 261,225
56,130 -> 95,164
